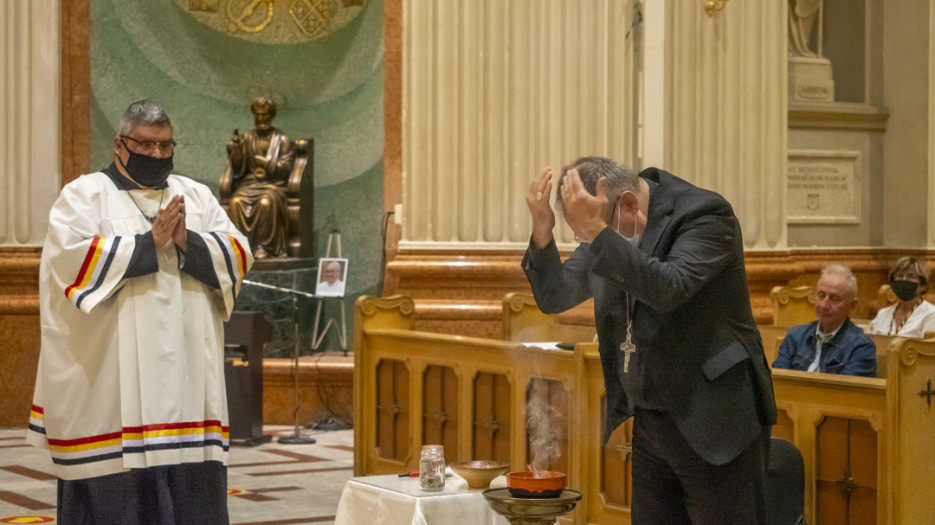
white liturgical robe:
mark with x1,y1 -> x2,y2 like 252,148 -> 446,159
27,170 -> 253,480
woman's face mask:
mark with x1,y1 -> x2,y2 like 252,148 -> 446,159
891,279 -> 921,302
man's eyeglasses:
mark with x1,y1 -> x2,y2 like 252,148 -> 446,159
121,135 -> 177,156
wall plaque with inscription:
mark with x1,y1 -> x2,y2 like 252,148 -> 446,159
787,150 -> 861,224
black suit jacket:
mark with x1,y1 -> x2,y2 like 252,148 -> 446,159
523,168 -> 777,466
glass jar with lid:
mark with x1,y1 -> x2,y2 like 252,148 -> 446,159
419,444 -> 445,491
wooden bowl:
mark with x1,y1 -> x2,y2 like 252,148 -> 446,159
505,470 -> 566,498
450,460 -> 510,489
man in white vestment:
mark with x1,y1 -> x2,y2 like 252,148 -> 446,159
27,100 -> 253,524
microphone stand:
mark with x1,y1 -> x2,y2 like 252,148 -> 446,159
243,279 -> 317,445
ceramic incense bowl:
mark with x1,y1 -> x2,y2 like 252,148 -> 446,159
450,460 -> 510,489
505,470 -> 566,498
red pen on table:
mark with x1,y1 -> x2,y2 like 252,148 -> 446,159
398,471 -> 420,478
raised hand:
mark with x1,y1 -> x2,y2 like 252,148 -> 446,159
526,167 -> 556,248
559,168 -> 609,243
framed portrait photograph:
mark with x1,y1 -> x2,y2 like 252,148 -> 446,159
316,258 -> 348,297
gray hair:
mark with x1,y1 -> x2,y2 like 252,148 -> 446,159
820,263 -> 858,300
554,156 -> 639,216
117,100 -> 171,136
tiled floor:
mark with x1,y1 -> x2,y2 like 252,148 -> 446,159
0,426 -> 354,524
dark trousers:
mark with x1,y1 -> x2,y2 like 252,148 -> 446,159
57,461 -> 229,525
631,408 -> 770,525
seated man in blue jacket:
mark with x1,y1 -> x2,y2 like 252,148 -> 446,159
773,264 -> 876,377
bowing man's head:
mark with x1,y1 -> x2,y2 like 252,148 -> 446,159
555,156 -> 648,243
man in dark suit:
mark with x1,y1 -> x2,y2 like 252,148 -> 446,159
522,157 -> 776,524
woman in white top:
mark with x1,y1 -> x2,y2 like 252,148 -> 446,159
868,256 -> 935,337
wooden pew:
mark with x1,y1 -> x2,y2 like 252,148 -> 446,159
883,336 -> 935,523
771,285 -> 816,327
502,292 -> 595,343
770,369 -> 885,524
355,295 -> 935,524
758,324 -> 788,366
355,295 -> 617,524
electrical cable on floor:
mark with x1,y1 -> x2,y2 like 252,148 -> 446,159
305,352 -> 353,431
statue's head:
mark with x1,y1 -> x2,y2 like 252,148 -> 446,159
250,97 -> 277,131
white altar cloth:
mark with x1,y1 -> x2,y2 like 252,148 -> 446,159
334,472 -> 510,525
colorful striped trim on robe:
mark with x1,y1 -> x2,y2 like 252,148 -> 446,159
34,412 -> 229,467
28,405 -> 45,435
64,235 -> 121,309
209,232 -> 247,295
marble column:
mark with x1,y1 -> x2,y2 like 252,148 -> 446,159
401,0 -> 641,249
665,0 -> 788,250
0,0 -> 61,246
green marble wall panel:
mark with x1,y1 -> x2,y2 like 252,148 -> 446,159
90,0 -> 384,352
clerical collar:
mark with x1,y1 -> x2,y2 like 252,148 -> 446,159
102,162 -> 169,191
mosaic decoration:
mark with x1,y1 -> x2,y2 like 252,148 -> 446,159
176,0 -> 366,43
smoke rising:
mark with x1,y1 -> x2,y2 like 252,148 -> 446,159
526,379 -> 562,478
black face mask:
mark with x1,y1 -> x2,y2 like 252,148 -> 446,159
119,147 -> 173,188
891,279 -> 920,302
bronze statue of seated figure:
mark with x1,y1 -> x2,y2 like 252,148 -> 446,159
220,97 -> 310,258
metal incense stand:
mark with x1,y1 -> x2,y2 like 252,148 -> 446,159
482,488 -> 582,525
242,279 -> 317,444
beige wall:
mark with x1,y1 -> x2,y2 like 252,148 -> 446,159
882,0 -> 932,248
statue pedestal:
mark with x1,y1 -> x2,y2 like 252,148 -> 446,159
789,56 -> 835,103
236,258 -> 317,357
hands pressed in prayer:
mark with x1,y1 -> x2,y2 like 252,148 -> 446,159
560,168 -> 610,243
526,167 -> 556,248
152,195 -> 185,250
171,195 -> 187,253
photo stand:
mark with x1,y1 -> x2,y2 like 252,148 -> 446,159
311,230 -> 349,356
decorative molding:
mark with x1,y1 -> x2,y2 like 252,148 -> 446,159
789,103 -> 890,131
0,247 -> 42,297
357,295 -> 416,318
770,285 -> 816,306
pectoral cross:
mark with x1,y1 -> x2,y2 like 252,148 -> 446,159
620,335 -> 637,373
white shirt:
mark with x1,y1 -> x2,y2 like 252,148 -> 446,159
867,300 -> 935,338
809,324 -> 840,372
317,279 -> 345,296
